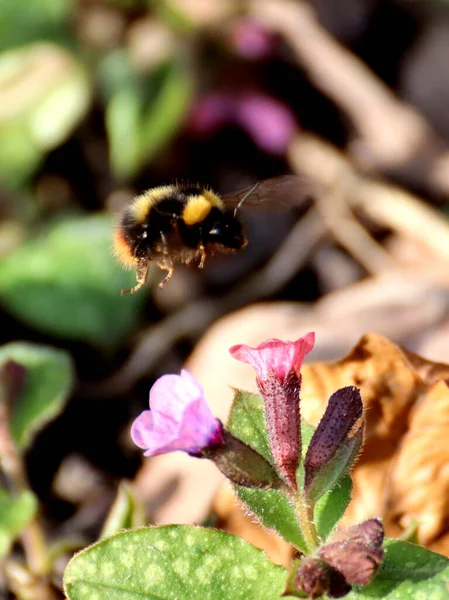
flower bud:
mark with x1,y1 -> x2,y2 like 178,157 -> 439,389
295,558 -> 351,599
230,334 -> 314,489
319,519 -> 384,586
203,429 -> 280,489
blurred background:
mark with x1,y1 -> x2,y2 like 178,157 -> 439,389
4,0 -> 449,594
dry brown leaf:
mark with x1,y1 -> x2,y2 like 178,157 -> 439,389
301,332 -> 425,440
385,380 -> 449,543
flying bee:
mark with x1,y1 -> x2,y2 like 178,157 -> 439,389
113,174 -> 311,294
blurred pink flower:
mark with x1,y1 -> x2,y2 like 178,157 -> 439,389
229,18 -> 277,60
131,370 -> 223,457
235,94 -> 297,154
229,333 -> 315,387
187,93 -> 232,136
188,91 -> 297,154
229,333 -> 315,490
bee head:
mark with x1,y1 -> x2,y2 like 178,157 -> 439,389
207,212 -> 247,250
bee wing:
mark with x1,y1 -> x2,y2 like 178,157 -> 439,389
222,174 -> 314,211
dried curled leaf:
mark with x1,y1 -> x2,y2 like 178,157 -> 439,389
386,380 -> 449,543
301,332 -> 425,440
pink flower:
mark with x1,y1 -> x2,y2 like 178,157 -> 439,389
234,94 -> 297,154
188,90 -> 297,155
229,333 -> 315,490
229,333 -> 315,387
131,370 -> 223,457
229,18 -> 277,60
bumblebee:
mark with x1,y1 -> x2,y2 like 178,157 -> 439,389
113,175 -> 310,294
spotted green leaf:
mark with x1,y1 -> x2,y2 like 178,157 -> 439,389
64,526 -> 287,600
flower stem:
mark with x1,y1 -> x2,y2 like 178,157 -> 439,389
0,389 -> 49,577
284,485 -> 320,554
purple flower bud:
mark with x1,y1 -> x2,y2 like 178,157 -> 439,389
295,558 -> 351,599
304,386 -> 364,504
319,519 -> 384,587
230,334 -> 315,490
295,558 -> 332,599
187,93 -> 233,136
131,370 -> 223,457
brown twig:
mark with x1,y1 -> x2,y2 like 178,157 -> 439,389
288,133 -> 449,265
313,175 -> 395,274
250,0 -> 449,197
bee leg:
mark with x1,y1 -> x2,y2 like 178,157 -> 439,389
198,244 -> 207,269
160,231 -> 169,255
121,258 -> 149,295
158,261 -> 174,288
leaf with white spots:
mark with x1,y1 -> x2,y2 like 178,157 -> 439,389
63,525 -> 288,600
346,539 -> 449,599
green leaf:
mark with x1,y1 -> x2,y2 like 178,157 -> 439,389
347,539 -> 449,599
314,474 -> 352,541
0,214 -> 146,346
101,482 -> 146,539
139,60 -> 193,165
227,390 -> 273,462
106,59 -> 193,180
0,0 -> 71,52
0,42 -> 90,188
0,490 -> 37,557
106,87 -> 143,181
0,342 -> 73,450
64,526 -> 288,600
298,420 -> 353,542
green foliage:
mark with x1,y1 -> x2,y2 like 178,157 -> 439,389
0,215 -> 146,347
0,490 -> 37,557
0,0 -> 71,52
64,526 -> 288,600
313,474 -> 352,540
105,58 -> 194,180
101,482 -> 146,538
0,42 -> 90,188
347,539 -> 449,599
0,342 -> 73,450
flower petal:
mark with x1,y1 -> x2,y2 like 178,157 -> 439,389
229,332 -> 315,382
130,370 -> 222,457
